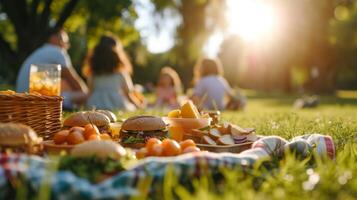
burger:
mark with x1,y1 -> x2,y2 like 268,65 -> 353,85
96,110 -> 117,123
119,116 -> 168,148
0,123 -> 42,154
63,111 -> 112,134
59,140 -> 129,183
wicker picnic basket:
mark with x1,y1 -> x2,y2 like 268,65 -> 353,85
0,92 -> 63,140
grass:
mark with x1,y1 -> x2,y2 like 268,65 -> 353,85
127,91 -> 357,200
10,91 -> 357,199
164,91 -> 357,200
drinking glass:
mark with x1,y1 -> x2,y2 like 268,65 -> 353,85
29,64 -> 61,96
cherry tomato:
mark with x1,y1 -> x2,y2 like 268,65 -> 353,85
53,130 -> 69,144
136,148 -> 148,159
179,139 -> 196,151
182,146 -> 200,154
162,139 -> 181,156
67,131 -> 85,145
83,124 -> 99,140
87,134 -> 101,140
146,138 -> 162,153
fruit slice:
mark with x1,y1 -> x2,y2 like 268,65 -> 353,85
217,135 -> 235,145
218,122 -> 230,135
168,109 -> 181,118
209,128 -> 221,140
202,135 -> 217,145
180,101 -> 200,118
191,129 -> 208,137
229,124 -> 250,136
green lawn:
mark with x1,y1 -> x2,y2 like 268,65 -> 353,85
165,91 -> 357,200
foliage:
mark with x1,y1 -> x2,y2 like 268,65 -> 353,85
0,0 -> 138,83
150,0 -> 226,87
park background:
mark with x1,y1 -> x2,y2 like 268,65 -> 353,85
1,0 -> 357,94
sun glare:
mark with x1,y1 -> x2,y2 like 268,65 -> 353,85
227,0 -> 278,42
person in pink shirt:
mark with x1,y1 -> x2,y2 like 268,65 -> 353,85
154,67 -> 182,109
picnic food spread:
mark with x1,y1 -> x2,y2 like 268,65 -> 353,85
0,94 -> 337,199
119,115 -> 168,148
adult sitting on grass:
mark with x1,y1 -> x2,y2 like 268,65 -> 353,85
83,34 -> 145,111
16,28 -> 89,109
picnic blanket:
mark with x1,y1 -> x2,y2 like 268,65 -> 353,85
0,134 -> 335,200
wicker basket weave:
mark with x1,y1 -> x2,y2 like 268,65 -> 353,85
0,93 -> 63,140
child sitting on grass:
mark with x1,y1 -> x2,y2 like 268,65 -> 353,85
191,58 -> 242,111
154,67 -> 182,109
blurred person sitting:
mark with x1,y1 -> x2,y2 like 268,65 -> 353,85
191,58 -> 244,111
83,34 -> 145,111
154,67 -> 182,109
16,28 -> 88,109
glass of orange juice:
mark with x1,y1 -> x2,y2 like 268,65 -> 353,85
29,64 -> 61,96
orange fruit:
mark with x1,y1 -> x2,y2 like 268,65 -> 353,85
146,138 -> 162,153
136,148 -> 148,159
83,124 -> 99,140
179,139 -> 196,151
162,139 -> 181,156
149,143 -> 163,156
53,130 -> 69,144
100,133 -> 111,140
182,146 -> 200,154
87,134 -> 101,140
67,131 -> 85,145
69,126 -> 85,133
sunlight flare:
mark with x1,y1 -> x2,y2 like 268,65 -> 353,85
226,0 -> 278,42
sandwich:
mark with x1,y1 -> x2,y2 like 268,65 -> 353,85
0,123 -> 42,154
63,111 -> 111,134
59,140 -> 128,183
119,116 -> 168,148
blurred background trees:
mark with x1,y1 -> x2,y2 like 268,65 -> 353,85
1,0 -> 357,93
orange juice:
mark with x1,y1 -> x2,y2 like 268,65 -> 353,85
29,64 -> 61,96
168,126 -> 185,142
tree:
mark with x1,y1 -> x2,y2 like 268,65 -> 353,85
150,0 -> 226,88
0,0 -> 79,69
0,0 -> 137,83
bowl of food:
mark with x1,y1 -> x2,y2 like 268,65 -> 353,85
163,101 -> 211,135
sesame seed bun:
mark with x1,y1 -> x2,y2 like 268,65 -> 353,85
121,116 -> 166,131
63,111 -> 110,127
